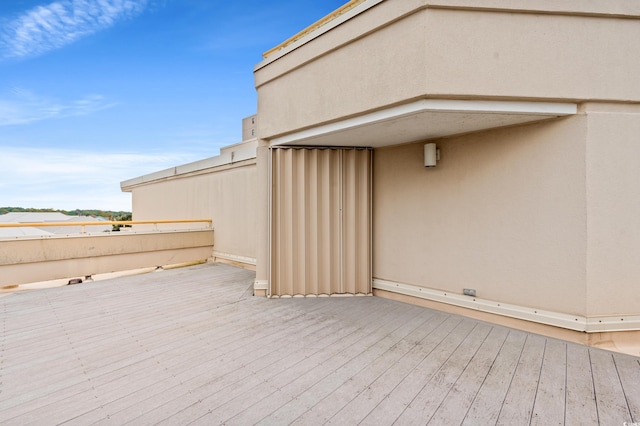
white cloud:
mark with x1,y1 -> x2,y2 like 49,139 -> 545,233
0,87 -> 117,126
1,0 -> 150,59
0,146 -> 200,211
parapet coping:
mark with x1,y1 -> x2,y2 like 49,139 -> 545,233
120,139 -> 257,190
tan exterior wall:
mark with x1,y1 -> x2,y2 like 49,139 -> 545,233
373,116 -> 588,315
242,115 -> 257,141
129,160 -> 257,262
585,104 -> 640,316
253,0 -> 640,328
256,0 -> 426,139
247,0 -> 640,334
255,1 -> 640,139
422,9 -> 640,102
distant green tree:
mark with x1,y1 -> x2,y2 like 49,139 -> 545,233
112,213 -> 132,231
0,206 -> 132,221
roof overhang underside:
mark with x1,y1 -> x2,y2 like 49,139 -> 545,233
269,99 -> 577,148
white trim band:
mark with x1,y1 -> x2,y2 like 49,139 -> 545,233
212,252 -> 257,266
373,278 -> 640,333
254,280 -> 268,291
270,99 -> 577,146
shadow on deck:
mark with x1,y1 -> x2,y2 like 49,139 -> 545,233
1,263 -> 639,425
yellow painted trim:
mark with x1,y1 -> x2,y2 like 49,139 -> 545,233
262,0 -> 366,59
0,219 -> 212,228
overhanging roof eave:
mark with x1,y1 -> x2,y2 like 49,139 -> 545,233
268,99 -> 578,148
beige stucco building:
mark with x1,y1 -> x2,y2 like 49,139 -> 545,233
121,0 -> 640,349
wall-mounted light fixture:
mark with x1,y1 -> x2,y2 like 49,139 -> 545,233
424,143 -> 440,167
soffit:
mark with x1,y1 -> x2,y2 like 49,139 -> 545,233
269,99 -> 577,148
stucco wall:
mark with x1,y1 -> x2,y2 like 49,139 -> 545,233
373,116 -> 588,315
130,160 -> 258,261
256,2 -> 427,139
256,3 -> 640,139
252,0 -> 640,326
585,104 -> 640,316
423,9 -> 640,102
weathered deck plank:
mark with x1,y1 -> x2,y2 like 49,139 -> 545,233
259,313 -> 455,426
392,323 -> 493,424
251,310 -> 445,426
178,302 -> 427,425
68,299 -> 375,425
496,334 -> 547,425
427,327 -> 510,425
284,313 -> 450,426
565,344 -> 599,425
114,299 -> 399,425
358,318 -> 477,425
590,349 -> 634,424
614,354 -> 640,422
1,263 -> 640,425
531,339 -> 567,425
462,330 -> 527,425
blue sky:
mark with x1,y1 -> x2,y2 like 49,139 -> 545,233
0,0 -> 346,211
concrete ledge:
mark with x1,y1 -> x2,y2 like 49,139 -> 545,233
0,230 -> 214,286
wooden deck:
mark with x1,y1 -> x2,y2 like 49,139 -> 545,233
1,263 -> 639,425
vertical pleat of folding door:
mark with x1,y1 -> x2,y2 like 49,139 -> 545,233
341,148 -> 372,295
270,147 -> 371,296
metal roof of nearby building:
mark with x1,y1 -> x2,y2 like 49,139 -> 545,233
0,212 -> 111,237
0,212 -> 71,222
0,226 -> 53,238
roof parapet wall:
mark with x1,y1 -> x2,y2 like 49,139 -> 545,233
257,0 -> 640,71
120,139 -> 257,191
262,0 -> 367,59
